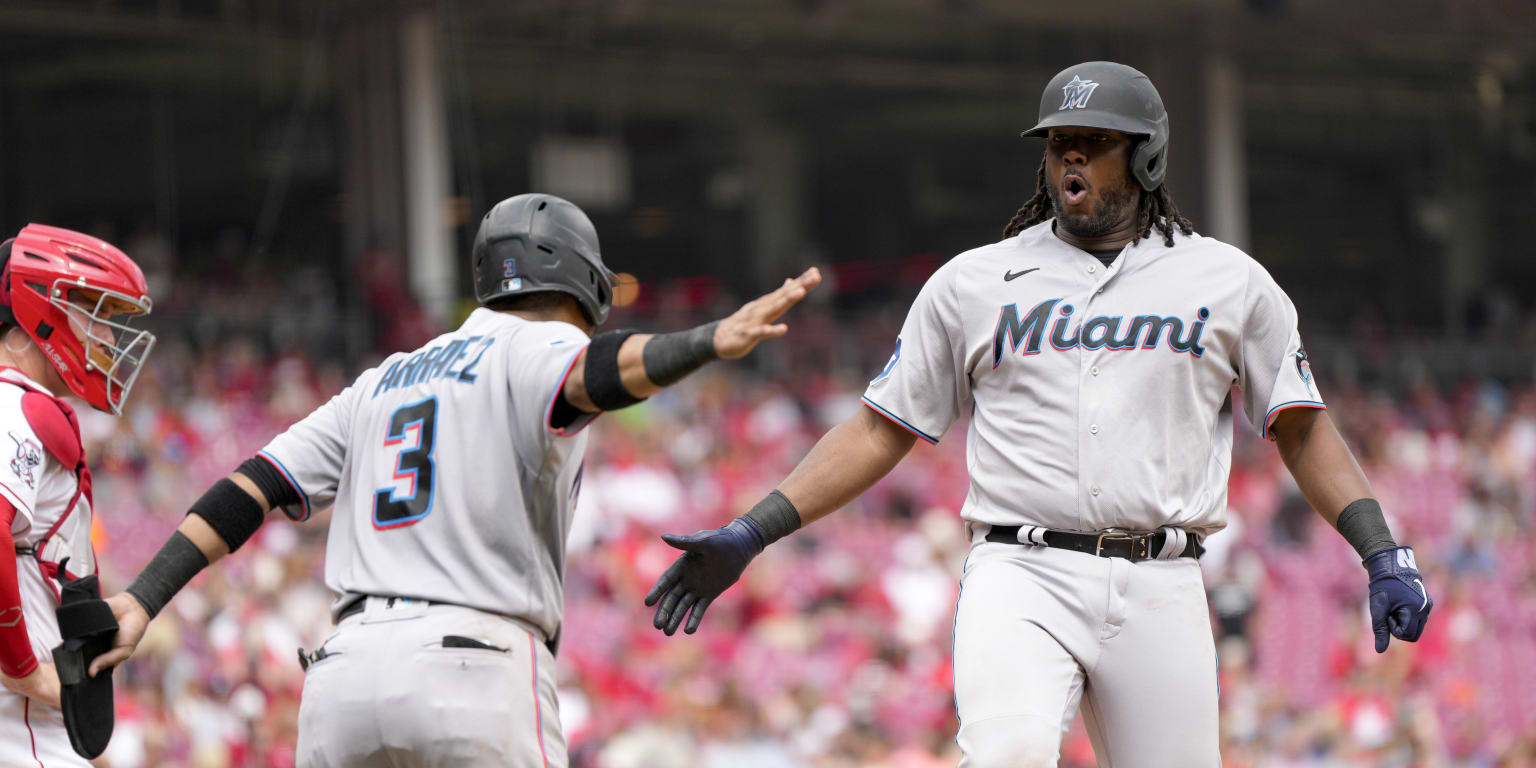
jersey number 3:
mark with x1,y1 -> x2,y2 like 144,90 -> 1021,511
374,397 -> 438,529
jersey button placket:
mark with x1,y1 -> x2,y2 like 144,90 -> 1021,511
1082,261 -> 1115,519
1079,267 -> 1111,519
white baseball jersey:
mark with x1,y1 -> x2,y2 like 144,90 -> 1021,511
0,368 -> 96,766
862,220 -> 1322,539
259,308 -> 595,640
0,369 -> 95,659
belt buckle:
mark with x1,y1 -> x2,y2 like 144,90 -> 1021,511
1095,531 -> 1136,558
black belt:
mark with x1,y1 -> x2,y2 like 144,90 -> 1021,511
335,596 -> 437,623
336,599 -> 364,622
984,526 -> 1203,562
328,596 -> 560,658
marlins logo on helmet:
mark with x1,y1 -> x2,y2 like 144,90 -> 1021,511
1059,75 -> 1100,110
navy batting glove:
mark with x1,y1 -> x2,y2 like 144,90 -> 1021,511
1363,545 -> 1432,653
644,518 -> 765,636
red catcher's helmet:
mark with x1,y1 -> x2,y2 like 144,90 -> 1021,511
0,224 -> 155,414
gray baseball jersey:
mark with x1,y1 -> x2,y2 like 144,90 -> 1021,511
258,307 -> 595,640
862,220 -> 1322,539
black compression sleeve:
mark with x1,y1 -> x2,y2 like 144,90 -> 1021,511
125,531 -> 209,620
741,489 -> 802,547
584,329 -> 644,411
642,320 -> 720,387
1337,498 -> 1397,560
236,456 -> 300,509
188,477 -> 268,554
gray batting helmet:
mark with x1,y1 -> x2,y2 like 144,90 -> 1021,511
1022,61 -> 1170,192
472,193 -> 618,326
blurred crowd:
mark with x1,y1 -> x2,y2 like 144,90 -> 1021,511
72,300 -> 1536,768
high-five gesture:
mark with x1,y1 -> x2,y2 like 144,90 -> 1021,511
561,267 -> 823,411
712,267 -> 822,359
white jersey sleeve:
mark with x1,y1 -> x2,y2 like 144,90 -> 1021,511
0,392 -> 44,534
509,321 -> 595,441
861,262 -> 968,444
1237,261 -> 1325,439
258,383 -> 363,521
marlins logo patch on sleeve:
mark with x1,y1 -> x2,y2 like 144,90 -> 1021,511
1294,347 -> 1314,397
871,338 -> 902,385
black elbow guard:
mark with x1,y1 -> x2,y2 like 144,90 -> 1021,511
584,329 -> 645,411
188,478 -> 268,554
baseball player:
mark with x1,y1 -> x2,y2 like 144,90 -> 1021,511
0,224 -> 156,765
88,193 -> 821,767
645,62 -> 1434,767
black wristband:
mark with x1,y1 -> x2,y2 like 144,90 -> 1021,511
236,457 -> 300,510
741,489 -> 802,547
642,320 -> 720,387
125,531 -> 210,620
584,329 -> 644,411
190,477 -> 269,554
1337,498 -> 1397,560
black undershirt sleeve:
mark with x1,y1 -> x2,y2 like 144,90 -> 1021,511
236,456 -> 300,510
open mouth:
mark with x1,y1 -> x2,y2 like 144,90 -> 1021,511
1062,174 -> 1089,206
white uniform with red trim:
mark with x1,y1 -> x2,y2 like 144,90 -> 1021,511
0,368 -> 95,768
259,308 -> 590,767
861,221 -> 1322,766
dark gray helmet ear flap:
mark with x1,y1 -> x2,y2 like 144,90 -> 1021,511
472,193 -> 618,326
1023,61 -> 1170,192
1130,119 -> 1169,191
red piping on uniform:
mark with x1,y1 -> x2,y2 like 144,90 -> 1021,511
545,345 -> 597,438
257,450 -> 311,521
859,396 -> 939,445
1263,401 -> 1327,441
530,633 -> 549,768
25,698 -> 44,767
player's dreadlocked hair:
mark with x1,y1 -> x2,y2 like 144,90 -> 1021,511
1001,156 -> 1195,246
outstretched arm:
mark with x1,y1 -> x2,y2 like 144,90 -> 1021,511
1271,408 -> 1431,652
646,406 -> 916,635
90,470 -> 275,677
777,406 -> 918,525
560,267 -> 821,412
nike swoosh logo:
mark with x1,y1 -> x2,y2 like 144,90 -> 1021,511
1413,578 -> 1428,610
1004,268 -> 1039,282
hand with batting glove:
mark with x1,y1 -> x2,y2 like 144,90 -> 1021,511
1363,545 -> 1432,653
645,518 -> 766,636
